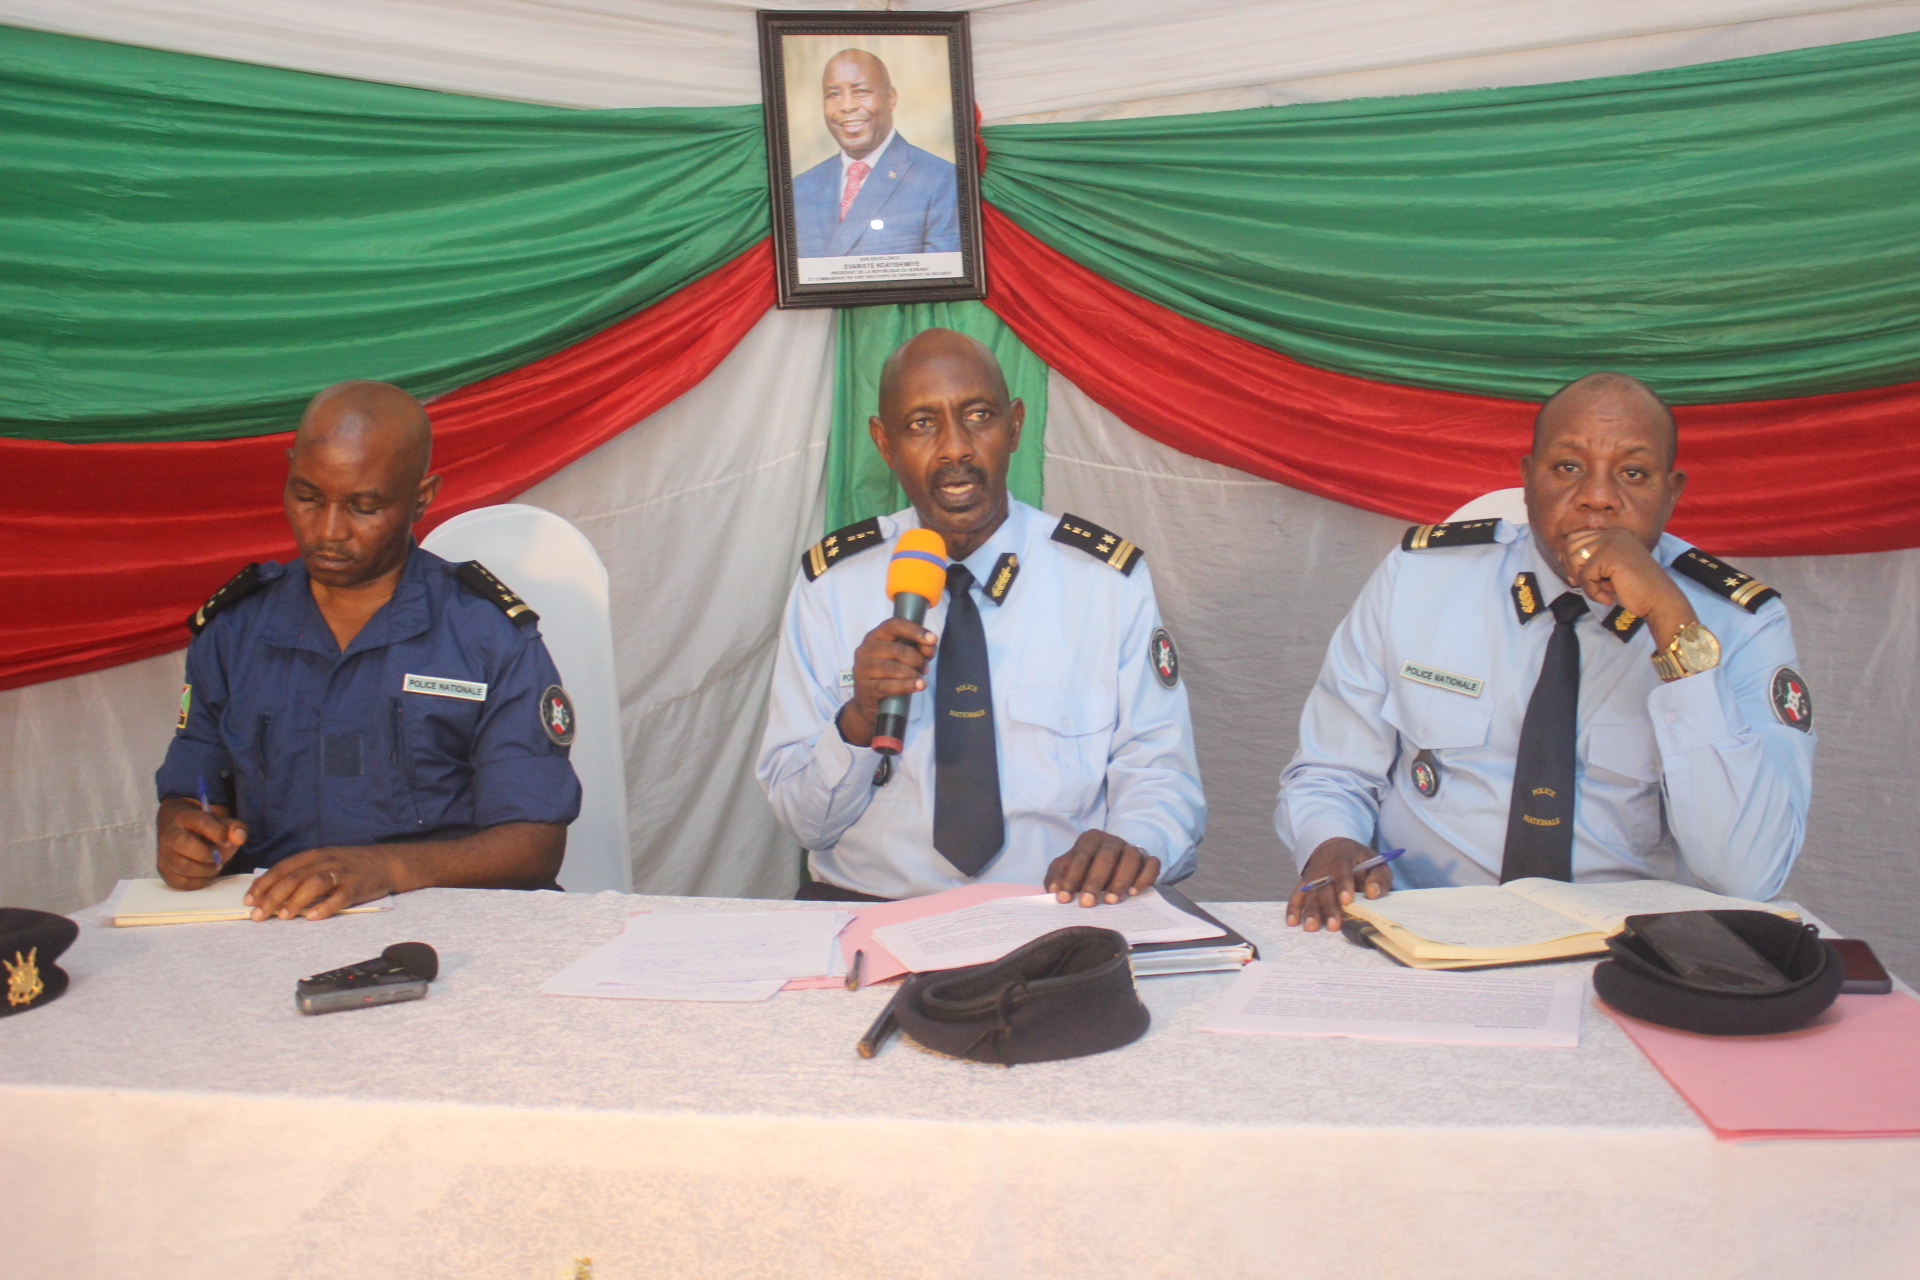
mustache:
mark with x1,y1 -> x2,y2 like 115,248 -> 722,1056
930,464 -> 988,490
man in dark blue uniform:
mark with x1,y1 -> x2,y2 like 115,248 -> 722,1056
155,381 -> 582,920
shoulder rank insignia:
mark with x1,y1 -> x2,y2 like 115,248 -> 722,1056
984,553 -> 1020,604
187,563 -> 266,636
455,560 -> 538,625
1669,548 -> 1779,613
1510,572 -> 1542,623
1051,514 -> 1142,575
801,517 -> 884,582
1602,605 -> 1646,642
1402,519 -> 1500,552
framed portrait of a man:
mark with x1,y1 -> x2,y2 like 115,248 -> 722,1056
758,11 -> 986,308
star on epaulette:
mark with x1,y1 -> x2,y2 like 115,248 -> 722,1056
801,517 -> 884,582
186,563 -> 266,636
1402,519 -> 1501,552
1670,548 -> 1779,612
1051,514 -> 1142,575
455,560 -> 539,625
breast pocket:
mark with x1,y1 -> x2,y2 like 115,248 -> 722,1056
1583,723 -> 1664,851
1004,687 -> 1117,813
1381,684 -> 1492,816
394,691 -> 484,832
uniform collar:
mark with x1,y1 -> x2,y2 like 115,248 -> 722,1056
261,545 -> 435,659
889,498 -> 1033,606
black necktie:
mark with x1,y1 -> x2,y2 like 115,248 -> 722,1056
1501,591 -> 1587,883
934,563 -> 1006,876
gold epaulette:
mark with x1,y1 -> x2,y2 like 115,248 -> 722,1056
186,563 -> 266,636
1670,548 -> 1779,613
801,518 -> 884,582
1402,519 -> 1501,552
455,560 -> 538,625
1051,513 -> 1142,575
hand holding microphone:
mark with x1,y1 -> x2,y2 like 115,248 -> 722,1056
836,529 -> 949,754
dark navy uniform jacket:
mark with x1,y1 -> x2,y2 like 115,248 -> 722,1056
157,547 -> 582,869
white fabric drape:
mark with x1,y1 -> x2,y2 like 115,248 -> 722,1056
1043,372 -> 1920,982
1,0 -> 1917,120
0,307 -> 833,911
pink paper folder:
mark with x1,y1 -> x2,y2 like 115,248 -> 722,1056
1608,992 -> 1920,1141
781,882 -> 1041,990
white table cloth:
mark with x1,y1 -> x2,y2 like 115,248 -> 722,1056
3,888 -> 1915,1279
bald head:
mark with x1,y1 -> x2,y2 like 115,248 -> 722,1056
1534,372 -> 1676,468
285,381 -> 440,589
878,328 -> 1009,422
822,48 -> 897,161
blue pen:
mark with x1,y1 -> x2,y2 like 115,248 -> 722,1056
1295,848 -> 1403,895
197,775 -> 223,871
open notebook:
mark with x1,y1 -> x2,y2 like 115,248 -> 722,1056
112,873 -> 394,926
1345,877 -> 1796,969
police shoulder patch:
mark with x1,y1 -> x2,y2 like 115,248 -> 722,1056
1051,514 -> 1142,574
1402,519 -> 1501,552
1771,666 -> 1813,732
455,561 -> 539,625
1149,627 -> 1179,688
540,685 -> 576,746
186,563 -> 267,636
801,518 -> 885,582
1670,548 -> 1779,613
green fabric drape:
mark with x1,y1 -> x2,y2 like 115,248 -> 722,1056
0,24 -> 767,441
982,31 -> 1920,404
826,302 -> 1047,533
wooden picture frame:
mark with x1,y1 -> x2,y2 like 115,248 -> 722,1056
758,10 -> 986,309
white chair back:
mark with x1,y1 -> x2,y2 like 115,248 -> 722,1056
422,504 -> 632,894
1445,486 -> 1528,524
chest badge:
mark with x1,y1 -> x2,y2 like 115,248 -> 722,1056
542,685 -> 577,746
1150,627 -> 1180,689
1399,660 -> 1483,698
404,674 -> 488,702
1411,749 -> 1441,798
1771,666 -> 1813,731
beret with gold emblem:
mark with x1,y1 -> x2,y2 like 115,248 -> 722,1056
0,908 -> 79,1017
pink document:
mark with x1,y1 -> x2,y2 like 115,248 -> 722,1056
780,882 -> 1042,990
1608,993 -> 1920,1140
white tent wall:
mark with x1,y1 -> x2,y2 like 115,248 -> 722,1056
1044,373 -> 1920,982
0,307 -> 834,913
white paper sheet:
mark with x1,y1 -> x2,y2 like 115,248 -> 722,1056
109,874 -> 395,924
869,889 -> 1225,972
540,909 -> 850,1002
1199,963 -> 1585,1047
1356,886 -> 1594,949
1503,877 -> 1783,933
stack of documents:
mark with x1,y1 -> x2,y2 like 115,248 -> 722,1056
110,873 -> 394,926
1346,878 -> 1797,969
542,910 -> 851,1002
1200,962 -> 1586,1047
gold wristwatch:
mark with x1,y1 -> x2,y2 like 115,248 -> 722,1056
1650,621 -> 1721,682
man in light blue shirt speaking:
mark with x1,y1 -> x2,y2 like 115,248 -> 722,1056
1278,372 -> 1814,931
757,329 -> 1204,903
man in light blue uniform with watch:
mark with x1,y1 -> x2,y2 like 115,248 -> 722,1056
757,329 -> 1203,904
1278,372 -> 1815,931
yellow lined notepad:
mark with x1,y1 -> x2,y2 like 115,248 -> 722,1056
112,874 -> 393,926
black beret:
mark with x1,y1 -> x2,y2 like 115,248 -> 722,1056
894,926 -> 1149,1065
1594,909 -> 1843,1036
0,908 -> 80,1017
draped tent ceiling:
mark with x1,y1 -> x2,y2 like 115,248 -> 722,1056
4,6 -> 1920,690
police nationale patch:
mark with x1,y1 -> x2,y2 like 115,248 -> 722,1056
541,685 -> 577,746
1399,660 -> 1483,698
1411,750 -> 1440,798
1150,627 -> 1180,688
1771,666 -> 1813,732
177,684 -> 191,731
404,674 -> 488,701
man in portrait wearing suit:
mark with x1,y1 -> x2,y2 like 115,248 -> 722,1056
791,48 -> 960,260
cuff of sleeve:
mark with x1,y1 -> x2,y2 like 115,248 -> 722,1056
1647,664 -> 1740,755
474,755 -> 584,828
811,722 -> 882,787
1287,820 -> 1374,872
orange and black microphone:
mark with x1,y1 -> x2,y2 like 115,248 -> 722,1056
872,528 -> 949,756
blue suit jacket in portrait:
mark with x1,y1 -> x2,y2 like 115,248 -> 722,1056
791,132 -> 960,258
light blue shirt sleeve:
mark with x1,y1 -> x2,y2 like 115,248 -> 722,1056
1104,561 -> 1206,880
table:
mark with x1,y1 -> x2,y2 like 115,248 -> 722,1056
3,888 -> 1916,1279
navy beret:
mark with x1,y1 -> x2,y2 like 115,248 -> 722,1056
1594,909 -> 1843,1036
0,908 -> 79,1017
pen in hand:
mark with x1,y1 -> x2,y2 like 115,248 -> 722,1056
197,775 -> 224,872
1295,847 -> 1404,895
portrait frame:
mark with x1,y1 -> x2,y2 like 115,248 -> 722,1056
758,10 -> 986,308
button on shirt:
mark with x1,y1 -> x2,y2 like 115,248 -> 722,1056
1275,522 -> 1814,900
157,547 -> 582,868
757,500 -> 1206,900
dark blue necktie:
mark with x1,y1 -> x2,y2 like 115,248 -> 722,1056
934,563 -> 1006,876
1501,591 -> 1586,883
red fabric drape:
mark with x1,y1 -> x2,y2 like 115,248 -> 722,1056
0,244 -> 775,691
981,205 -> 1920,559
